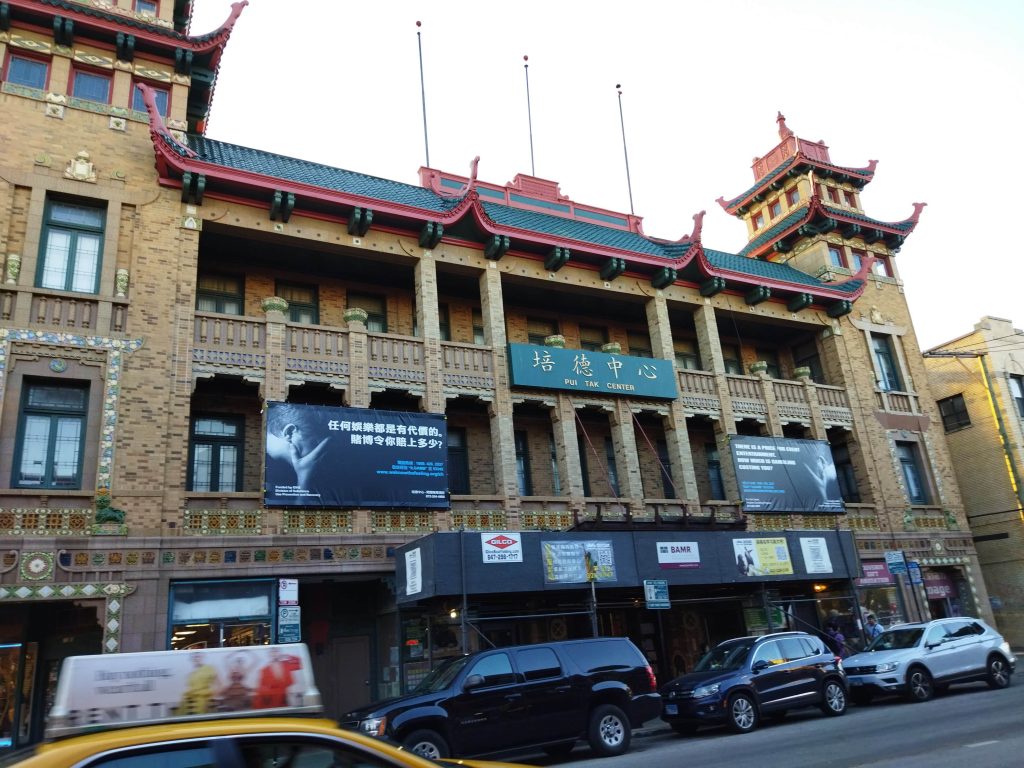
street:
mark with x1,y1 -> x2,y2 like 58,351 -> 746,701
521,679 -> 1023,768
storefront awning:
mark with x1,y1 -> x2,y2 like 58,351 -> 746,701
395,529 -> 860,604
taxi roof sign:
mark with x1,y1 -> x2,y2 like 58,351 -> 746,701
46,644 -> 322,739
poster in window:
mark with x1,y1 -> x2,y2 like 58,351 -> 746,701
264,403 -> 448,508
730,436 -> 845,513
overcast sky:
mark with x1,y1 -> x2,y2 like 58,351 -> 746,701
188,0 -> 1023,350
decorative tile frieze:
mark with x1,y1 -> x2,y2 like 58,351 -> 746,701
183,509 -> 263,535
0,509 -> 91,535
282,511 -> 353,534
451,511 -> 508,531
519,510 -> 573,531
371,511 -> 434,533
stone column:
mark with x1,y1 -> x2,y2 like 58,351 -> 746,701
552,395 -> 586,498
800,372 -> 828,440
609,400 -> 644,514
480,267 -> 518,498
755,369 -> 785,437
344,309 -> 371,408
693,303 -> 740,502
262,297 -> 289,402
646,295 -> 699,500
415,255 -> 445,414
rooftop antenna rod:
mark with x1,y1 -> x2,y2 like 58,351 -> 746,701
416,21 -> 430,168
616,84 -> 635,214
524,55 -> 536,175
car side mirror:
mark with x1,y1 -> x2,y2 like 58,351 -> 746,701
463,674 -> 485,691
751,659 -> 770,673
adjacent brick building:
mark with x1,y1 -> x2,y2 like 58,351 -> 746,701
0,0 -> 996,748
925,317 -> 1024,646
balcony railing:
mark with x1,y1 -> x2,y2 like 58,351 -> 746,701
726,374 -> 768,418
877,390 -> 920,414
367,333 -> 426,385
285,324 -> 350,378
441,342 -> 495,392
192,312 -> 267,370
677,369 -> 720,415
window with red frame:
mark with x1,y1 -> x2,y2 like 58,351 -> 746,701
827,186 -> 840,204
848,249 -> 865,272
5,52 -> 49,90
132,81 -> 169,116
872,257 -> 892,277
844,190 -> 856,207
768,198 -> 782,218
134,0 -> 159,14
752,211 -> 765,229
785,187 -> 799,207
827,246 -> 845,268
71,69 -> 111,103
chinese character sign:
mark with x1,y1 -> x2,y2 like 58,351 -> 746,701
542,540 -> 617,583
265,403 -> 448,508
508,344 -> 677,399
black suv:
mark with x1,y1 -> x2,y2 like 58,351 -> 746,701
341,637 -> 661,759
661,631 -> 847,735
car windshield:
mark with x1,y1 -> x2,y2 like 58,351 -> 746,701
412,655 -> 472,693
694,638 -> 755,672
866,627 -> 924,651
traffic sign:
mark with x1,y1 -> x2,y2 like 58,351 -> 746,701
643,579 -> 670,610
884,550 -> 907,574
907,561 -> 923,585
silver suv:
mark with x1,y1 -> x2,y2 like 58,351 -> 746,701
843,617 -> 1015,704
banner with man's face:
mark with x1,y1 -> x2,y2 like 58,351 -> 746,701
730,436 -> 845,513
264,403 -> 448,508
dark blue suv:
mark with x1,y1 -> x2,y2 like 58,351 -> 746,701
660,631 -> 847,734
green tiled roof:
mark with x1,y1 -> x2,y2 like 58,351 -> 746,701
480,202 -> 667,256
724,155 -> 875,210
187,136 -> 461,213
705,249 -> 862,295
738,207 -> 807,256
820,204 -> 915,232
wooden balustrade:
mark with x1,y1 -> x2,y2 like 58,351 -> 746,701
678,369 -> 717,395
726,374 -> 764,400
772,380 -> 805,403
816,384 -> 850,408
193,312 -> 266,350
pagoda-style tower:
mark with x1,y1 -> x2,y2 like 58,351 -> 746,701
717,112 -> 925,285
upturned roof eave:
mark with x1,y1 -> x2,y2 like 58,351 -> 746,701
718,155 -> 879,215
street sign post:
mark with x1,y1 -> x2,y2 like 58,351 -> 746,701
884,550 -> 907,574
643,579 -> 670,610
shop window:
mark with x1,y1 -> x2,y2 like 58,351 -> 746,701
169,579 -> 274,649
793,339 -> 824,382
12,379 -> 89,489
627,331 -> 652,358
754,348 -> 781,378
768,198 -> 782,218
131,81 -> 169,116
447,427 -> 469,494
827,246 -> 845,269
436,303 -> 451,341
188,415 -> 243,492
37,199 -> 105,294
275,281 -> 318,325
4,53 -> 49,89
785,186 -> 800,207
938,394 -> 970,432
871,333 -> 904,391
514,430 -> 532,496
347,292 -> 387,332
752,211 -> 765,230
605,437 -> 620,496
550,434 -> 561,496
706,443 -> 725,500
721,344 -> 743,375
896,441 -> 930,505
196,273 -> 244,315
1009,375 -> 1024,419
526,316 -> 556,346
657,439 -> 675,499
71,69 -> 111,103
830,442 -> 860,503
847,249 -> 865,272
472,309 -> 485,345
134,0 -> 159,14
674,339 -> 702,370
579,325 -> 607,352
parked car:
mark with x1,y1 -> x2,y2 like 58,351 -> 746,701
342,637 -> 662,760
843,617 -> 1016,704
660,631 -> 848,735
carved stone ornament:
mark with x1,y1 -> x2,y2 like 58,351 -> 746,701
343,307 -> 369,326
115,268 -> 129,297
5,253 -> 21,284
65,150 -> 98,183
20,551 -> 55,581
869,306 -> 885,325
544,334 -> 566,348
261,296 -> 289,314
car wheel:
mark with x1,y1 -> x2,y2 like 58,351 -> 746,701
820,679 -> 847,716
851,689 -> 874,706
905,667 -> 933,702
987,656 -> 1012,689
726,692 -> 759,734
543,741 -> 576,757
587,704 -> 631,757
402,729 -> 449,760
671,722 -> 699,735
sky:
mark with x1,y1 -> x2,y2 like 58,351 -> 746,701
188,0 -> 1024,350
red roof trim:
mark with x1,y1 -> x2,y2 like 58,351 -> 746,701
717,156 -> 879,215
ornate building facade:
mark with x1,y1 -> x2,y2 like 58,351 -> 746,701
0,0 -> 994,748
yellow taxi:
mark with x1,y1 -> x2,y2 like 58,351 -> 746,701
0,645 -> 530,768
